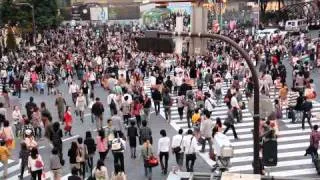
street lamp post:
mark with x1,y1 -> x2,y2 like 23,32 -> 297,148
151,31 -> 261,174
14,3 -> 35,45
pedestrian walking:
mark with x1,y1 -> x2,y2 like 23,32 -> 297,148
186,95 -> 196,128
105,119 -> 115,156
2,120 -> 15,150
76,92 -> 87,123
77,137 -> 88,179
55,92 -> 67,123
18,142 -> 29,179
127,121 -> 138,158
64,106 -> 73,136
143,93 -> 152,121
223,105 -> 239,139
50,122 -> 64,163
131,98 -> 143,128
200,111 -> 213,153
151,88 -> 161,115
68,142 -> 80,175
183,129 -> 198,172
50,148 -> 62,180
302,97 -> 313,130
92,160 -> 109,180
32,107 -> 42,139
69,81 -> 79,105
0,139 -> 10,178
111,112 -> 125,138
141,138 -> 153,180
84,131 -> 96,174
111,132 -> 126,172
162,88 -> 172,123
158,129 -> 170,174
171,129 -> 184,170
92,97 -> 105,130
139,120 -> 153,145
28,147 -> 44,180
177,95 -> 185,121
97,130 -> 108,162
120,95 -> 131,127
12,105 -> 23,137
305,125 -> 320,159
25,96 -> 37,122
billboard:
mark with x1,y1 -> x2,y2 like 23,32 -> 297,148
108,4 -> 140,20
90,7 -> 108,21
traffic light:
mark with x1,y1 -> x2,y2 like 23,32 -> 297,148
136,37 -> 175,53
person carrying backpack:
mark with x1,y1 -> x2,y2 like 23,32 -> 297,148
111,132 -> 126,172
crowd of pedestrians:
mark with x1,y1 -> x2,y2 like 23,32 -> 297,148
0,13 -> 319,179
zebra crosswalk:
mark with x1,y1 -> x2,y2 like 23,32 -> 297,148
143,77 -> 320,178
0,158 -> 73,180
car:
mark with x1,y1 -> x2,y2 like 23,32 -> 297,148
255,28 -> 287,40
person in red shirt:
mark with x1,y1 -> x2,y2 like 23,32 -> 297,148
64,106 -> 73,136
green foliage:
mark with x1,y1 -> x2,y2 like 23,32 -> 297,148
0,0 -> 61,30
6,27 -> 17,51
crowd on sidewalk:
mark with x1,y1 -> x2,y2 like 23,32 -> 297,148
0,17 -> 319,179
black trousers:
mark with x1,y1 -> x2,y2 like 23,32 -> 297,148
185,153 -> 196,172
113,152 -> 125,172
31,169 -> 42,180
123,114 -> 130,125
178,107 -> 184,120
99,151 -> 107,161
223,124 -> 238,139
154,101 -> 160,115
159,152 -> 169,173
302,111 -> 312,130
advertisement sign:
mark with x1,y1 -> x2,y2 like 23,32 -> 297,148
90,7 -> 108,21
108,5 -> 140,20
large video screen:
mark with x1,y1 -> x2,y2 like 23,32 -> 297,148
108,5 -> 140,20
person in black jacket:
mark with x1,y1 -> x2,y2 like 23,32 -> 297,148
84,131 -> 96,174
127,121 -> 138,158
68,142 -> 80,175
25,96 -> 37,120
91,97 -> 105,130
143,93 -> 152,121
50,122 -> 64,164
151,88 -> 161,115
302,97 -> 313,130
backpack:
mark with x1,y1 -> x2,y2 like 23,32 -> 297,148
111,138 -> 124,152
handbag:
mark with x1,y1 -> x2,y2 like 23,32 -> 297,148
173,136 -> 183,154
35,157 -> 44,168
146,147 -> 158,167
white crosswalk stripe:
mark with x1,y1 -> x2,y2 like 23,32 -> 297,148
143,75 -> 320,178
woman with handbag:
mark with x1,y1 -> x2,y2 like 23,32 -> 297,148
141,138 -> 154,179
28,147 -> 44,180
223,105 -> 239,140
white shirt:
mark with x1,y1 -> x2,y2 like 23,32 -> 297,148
28,155 -> 44,171
69,84 -> 79,94
183,135 -> 198,154
171,134 -> 184,152
230,96 -> 239,109
157,137 -> 171,154
12,110 -> 22,121
205,98 -> 216,112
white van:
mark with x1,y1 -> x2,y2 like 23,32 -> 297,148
285,19 -> 308,32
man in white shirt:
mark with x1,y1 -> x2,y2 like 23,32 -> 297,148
171,129 -> 184,169
230,93 -> 241,123
204,94 -> 216,113
158,129 -> 171,174
69,81 -> 79,105
183,129 -> 198,172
